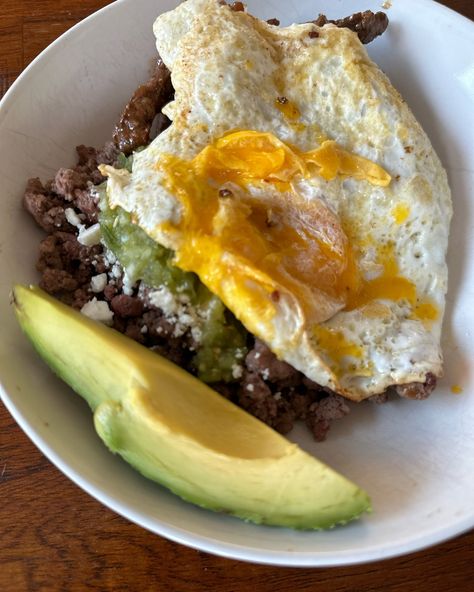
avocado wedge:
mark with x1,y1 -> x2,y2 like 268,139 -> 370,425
12,284 -> 370,529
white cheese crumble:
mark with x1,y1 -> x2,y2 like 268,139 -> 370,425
149,286 -> 178,316
246,384 -> 254,392
80,298 -> 114,325
102,246 -> 117,266
191,326 -> 202,344
147,285 -> 204,342
110,262 -> 122,280
64,207 -> 82,227
78,223 -> 101,246
90,273 -> 107,293
232,364 -> 243,379
66,206 -> 101,247
122,270 -> 136,296
261,368 -> 270,381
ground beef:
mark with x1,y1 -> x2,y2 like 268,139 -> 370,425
142,309 -> 177,341
36,231 -> 102,304
150,342 -> 191,368
113,57 -> 173,155
369,392 -> 389,404
234,340 -> 352,439
245,339 -> 299,383
53,168 -> 89,201
73,189 -> 100,223
313,10 -> 389,44
110,294 -> 144,318
76,141 -> 119,175
229,1 -> 245,11
395,373 -> 437,400
306,395 -> 350,442
25,141 -> 119,234
23,178 -> 73,233
218,0 -> 245,10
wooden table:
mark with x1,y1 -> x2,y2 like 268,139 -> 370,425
1,1 -> 473,590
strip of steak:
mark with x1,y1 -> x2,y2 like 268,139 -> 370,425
313,10 -> 389,44
113,57 -> 173,155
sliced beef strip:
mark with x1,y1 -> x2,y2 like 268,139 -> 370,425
252,6 -> 389,44
313,10 -> 389,44
113,57 -> 173,155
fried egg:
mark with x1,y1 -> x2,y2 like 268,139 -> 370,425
100,0 -> 452,401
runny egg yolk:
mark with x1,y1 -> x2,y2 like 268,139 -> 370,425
192,130 -> 392,187
312,325 -> 365,376
346,241 -> 439,322
413,301 -> 439,322
154,131 -> 423,341
346,242 -> 417,311
157,131 -> 357,330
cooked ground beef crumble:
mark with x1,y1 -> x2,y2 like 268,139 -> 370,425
23,8 -> 436,441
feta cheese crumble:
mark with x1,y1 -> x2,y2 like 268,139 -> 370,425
90,273 -> 108,293
80,298 -> 114,325
147,285 -> 204,341
78,223 -> 101,247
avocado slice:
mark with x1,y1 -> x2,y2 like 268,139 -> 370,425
12,284 -> 370,529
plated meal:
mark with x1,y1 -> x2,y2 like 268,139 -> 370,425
13,0 -> 452,529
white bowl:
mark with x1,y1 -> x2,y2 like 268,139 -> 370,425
1,0 -> 473,567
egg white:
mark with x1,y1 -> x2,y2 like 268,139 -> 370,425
101,0 -> 452,401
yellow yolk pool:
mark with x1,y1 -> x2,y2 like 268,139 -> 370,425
154,131 -> 402,333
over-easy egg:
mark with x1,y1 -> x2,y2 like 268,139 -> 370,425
100,0 -> 452,401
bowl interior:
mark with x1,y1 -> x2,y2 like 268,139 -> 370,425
0,0 -> 473,566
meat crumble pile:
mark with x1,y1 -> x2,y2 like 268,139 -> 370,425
23,7 -> 435,442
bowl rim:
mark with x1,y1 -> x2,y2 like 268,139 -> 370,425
1,0 -> 474,567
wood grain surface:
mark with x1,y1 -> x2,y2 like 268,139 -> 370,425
1,1 -> 473,590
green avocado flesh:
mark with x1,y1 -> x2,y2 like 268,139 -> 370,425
97,182 -> 248,383
13,285 -> 370,529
